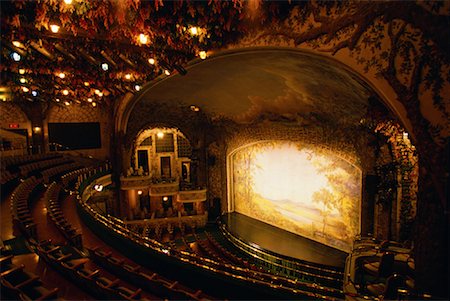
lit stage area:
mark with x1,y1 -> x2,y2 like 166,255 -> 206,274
225,140 -> 361,267
222,212 -> 347,268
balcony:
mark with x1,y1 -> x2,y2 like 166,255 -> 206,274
120,175 -> 152,190
177,189 -> 207,203
149,178 -> 179,196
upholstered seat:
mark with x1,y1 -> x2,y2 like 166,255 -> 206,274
366,273 -> 405,299
363,252 -> 395,279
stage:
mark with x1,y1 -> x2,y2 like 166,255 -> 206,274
222,212 -> 347,268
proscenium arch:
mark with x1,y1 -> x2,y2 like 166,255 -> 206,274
120,47 -> 410,139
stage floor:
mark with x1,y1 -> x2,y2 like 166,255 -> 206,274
223,212 -> 347,268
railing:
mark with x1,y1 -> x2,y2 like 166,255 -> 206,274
219,222 -> 344,289
76,172 -> 342,300
177,189 -> 207,202
120,175 -> 153,189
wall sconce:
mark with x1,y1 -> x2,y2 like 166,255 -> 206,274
33,126 -> 42,134
157,132 -> 164,139
138,190 -> 143,195
162,196 -> 168,202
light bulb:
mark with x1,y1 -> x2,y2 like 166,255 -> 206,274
148,58 -> 155,65
11,52 -> 21,61
50,24 -> 60,33
139,33 -> 148,44
199,51 -> 207,60
189,26 -> 198,35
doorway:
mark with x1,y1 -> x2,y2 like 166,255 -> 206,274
160,156 -> 171,178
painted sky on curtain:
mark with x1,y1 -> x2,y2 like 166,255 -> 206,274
231,141 -> 361,252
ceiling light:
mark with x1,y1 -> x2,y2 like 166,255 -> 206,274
50,24 -> 60,33
11,52 -> 21,61
135,84 -> 141,91
12,41 -> 24,48
55,98 -> 60,102
31,90 -> 38,97
157,132 -> 164,139
19,68 -> 26,74
97,92 -> 103,97
190,105 -> 200,112
101,63 -> 109,71
87,98 -> 93,102
162,196 -> 168,201
62,89 -> 69,95
33,126 -> 41,133
139,33 -> 149,44
199,51 -> 207,60
125,73 -> 132,80
137,190 -> 143,195
189,26 -> 198,36
94,89 -> 100,95
64,101 -> 70,106
64,0 -> 73,4
19,78 -> 27,84
164,69 -> 170,76
148,58 -> 155,65
22,87 -> 29,92
84,81 -> 90,86
58,72 -> 65,79
92,102 -> 97,107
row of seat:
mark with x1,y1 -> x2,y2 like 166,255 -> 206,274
204,231 -> 265,272
18,157 -> 73,177
1,153 -> 60,172
88,247 -> 212,300
41,162 -> 83,183
35,240 -> 147,301
44,182 -> 82,248
193,232 -> 344,299
0,254 -> 58,301
60,166 -> 92,187
10,176 -> 42,239
1,169 -> 17,185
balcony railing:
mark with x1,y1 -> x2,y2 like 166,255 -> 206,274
120,175 -> 153,189
177,189 -> 207,202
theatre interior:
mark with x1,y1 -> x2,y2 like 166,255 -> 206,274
0,1 -> 448,300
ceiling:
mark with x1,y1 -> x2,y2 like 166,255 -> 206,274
0,0 -> 287,107
0,0 -> 260,105
135,49 -> 374,126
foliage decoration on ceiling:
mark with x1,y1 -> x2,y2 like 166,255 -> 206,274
1,0 -> 272,106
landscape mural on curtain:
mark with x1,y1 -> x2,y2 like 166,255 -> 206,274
232,141 -> 361,252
